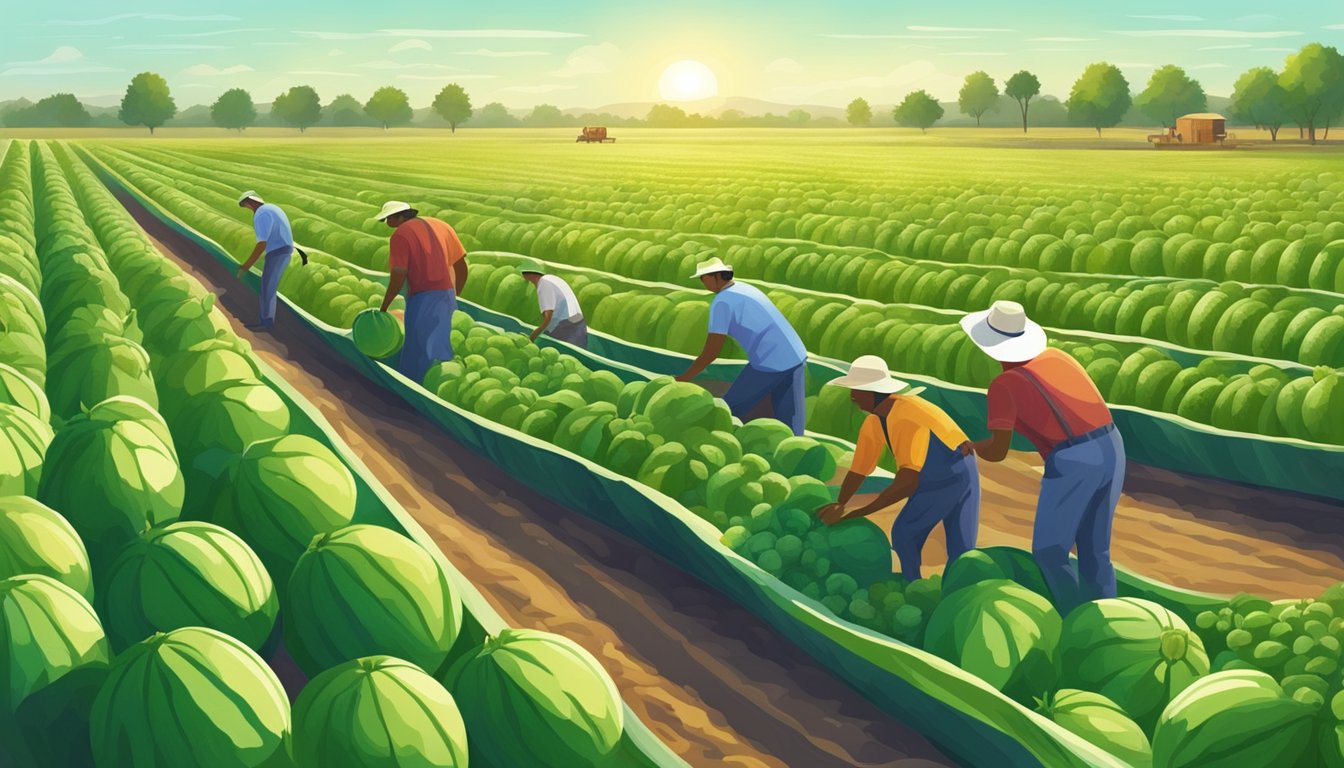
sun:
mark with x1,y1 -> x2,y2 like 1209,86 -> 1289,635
658,60 -> 719,101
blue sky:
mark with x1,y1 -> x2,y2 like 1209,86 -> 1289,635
1,1 -> 1340,109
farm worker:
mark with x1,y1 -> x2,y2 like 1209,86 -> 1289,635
676,257 -> 808,435
958,300 -> 1124,614
517,259 -> 588,349
236,191 -> 294,330
374,201 -> 468,383
815,355 -> 980,582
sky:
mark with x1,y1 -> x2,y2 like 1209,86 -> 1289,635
1,1 -> 1341,110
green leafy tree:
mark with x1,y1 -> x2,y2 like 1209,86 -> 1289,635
432,83 -> 473,133
322,94 -> 373,126
1066,63 -> 1132,137
787,108 -> 811,125
2,93 -> 90,127
209,88 -> 256,132
1005,70 -> 1041,133
1135,65 -> 1207,128
273,86 -> 321,132
846,97 -> 872,127
892,90 -> 944,133
364,86 -> 413,129
958,71 -> 999,126
118,72 -> 176,135
473,102 -> 520,128
1279,43 -> 1344,144
646,103 -> 689,127
523,104 -> 568,127
1229,67 -> 1289,141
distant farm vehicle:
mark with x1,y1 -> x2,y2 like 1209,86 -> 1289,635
1148,113 -> 1233,149
577,126 -> 616,143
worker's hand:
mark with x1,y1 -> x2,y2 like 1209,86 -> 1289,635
817,503 -> 848,526
957,440 -> 975,457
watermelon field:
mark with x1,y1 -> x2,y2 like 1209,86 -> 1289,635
2,130 -> 1344,768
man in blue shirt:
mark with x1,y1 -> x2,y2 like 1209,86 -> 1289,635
236,190 -> 294,330
676,257 -> 808,434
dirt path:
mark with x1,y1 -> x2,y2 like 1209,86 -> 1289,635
114,188 -> 956,768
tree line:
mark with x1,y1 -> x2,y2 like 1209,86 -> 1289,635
874,42 -> 1344,143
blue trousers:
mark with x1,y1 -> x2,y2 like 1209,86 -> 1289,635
1032,427 -> 1125,614
724,363 -> 805,435
258,247 -> 291,324
400,289 -> 457,384
892,439 -> 980,582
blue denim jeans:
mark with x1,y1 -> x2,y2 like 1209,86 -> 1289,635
400,289 -> 457,384
891,433 -> 980,582
258,247 -> 292,324
723,363 -> 806,435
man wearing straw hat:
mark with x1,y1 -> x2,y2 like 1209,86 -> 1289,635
816,355 -> 980,582
235,190 -> 296,330
518,259 -> 588,349
959,300 -> 1124,613
374,201 -> 468,382
676,257 -> 808,435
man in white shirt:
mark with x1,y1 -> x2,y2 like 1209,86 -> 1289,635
236,190 -> 295,330
519,259 -> 588,348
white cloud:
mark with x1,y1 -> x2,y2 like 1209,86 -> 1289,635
47,13 -> 239,26
1114,29 -> 1301,39
824,34 -> 979,40
7,46 -> 84,66
548,42 -> 620,78
769,60 -> 961,103
182,64 -> 254,76
452,49 -> 549,58
764,58 -> 803,75
1198,44 -> 1252,50
1029,37 -> 1097,42
0,46 -> 118,77
355,60 -> 463,72
1234,14 -> 1280,24
907,25 -> 1015,32
1326,24 -> 1344,30
1128,15 -> 1203,22
500,84 -> 578,94
389,39 -> 432,53
1255,47 -> 1296,52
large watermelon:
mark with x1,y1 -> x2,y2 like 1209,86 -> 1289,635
292,656 -> 468,768
90,627 -> 291,768
444,628 -> 624,768
0,362 -> 50,422
351,309 -> 405,360
0,495 -> 92,600
285,525 -> 463,677
99,521 -> 278,653
0,402 -> 53,496
1037,689 -> 1153,768
1151,670 -> 1316,768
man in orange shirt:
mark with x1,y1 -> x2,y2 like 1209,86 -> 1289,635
959,300 -> 1124,613
375,201 -> 468,383
815,355 -> 980,582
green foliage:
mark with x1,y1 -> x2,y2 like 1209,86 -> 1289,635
1066,62 -> 1132,136
1135,65 -> 1207,128
364,86 -> 414,129
1229,67 -> 1289,140
958,72 -> 1000,126
432,83 -> 474,132
893,90 -> 945,133
273,85 -> 322,132
210,88 -> 257,132
1005,70 -> 1043,132
117,72 -> 176,134
846,97 -> 873,127
2,93 -> 91,128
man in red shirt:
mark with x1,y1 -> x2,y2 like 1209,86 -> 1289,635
959,300 -> 1124,613
375,201 -> 468,383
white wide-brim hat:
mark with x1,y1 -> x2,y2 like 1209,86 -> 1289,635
238,190 -> 263,205
690,256 -> 734,279
827,355 -> 926,396
375,200 -> 414,221
960,300 -> 1048,362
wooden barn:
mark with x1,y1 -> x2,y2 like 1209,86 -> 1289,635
1176,113 -> 1227,144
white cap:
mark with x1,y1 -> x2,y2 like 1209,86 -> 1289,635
238,190 -> 263,205
690,257 -> 733,279
960,300 -> 1048,363
375,200 -> 414,221
826,355 -> 925,395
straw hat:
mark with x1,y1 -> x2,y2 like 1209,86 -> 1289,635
237,190 -> 263,205
374,201 -> 415,221
826,355 -> 926,396
690,257 -> 733,279
959,300 -> 1048,362
516,258 -> 545,275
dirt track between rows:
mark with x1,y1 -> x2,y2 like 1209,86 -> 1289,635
114,187 -> 957,768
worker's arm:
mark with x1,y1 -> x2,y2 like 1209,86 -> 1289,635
676,333 -> 727,382
237,241 -> 266,277
823,468 -> 921,525
453,259 -> 468,295
816,470 -> 868,524
960,429 -> 1013,462
380,268 -> 408,312
530,310 -> 554,342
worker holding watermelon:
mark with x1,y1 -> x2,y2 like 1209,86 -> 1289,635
517,259 -> 588,348
375,201 -> 468,382
236,191 -> 304,330
815,355 -> 981,582
958,300 -> 1124,613
676,257 -> 808,435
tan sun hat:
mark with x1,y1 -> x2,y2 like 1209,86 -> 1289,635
237,190 -> 263,205
374,200 -> 415,221
690,257 -> 733,279
826,355 -> 926,396
960,300 -> 1048,362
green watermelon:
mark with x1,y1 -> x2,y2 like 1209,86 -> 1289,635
351,309 -> 405,360
0,496 -> 91,600
1151,670 -> 1316,768
0,402 -> 53,497
1037,689 -> 1152,768
0,362 -> 50,422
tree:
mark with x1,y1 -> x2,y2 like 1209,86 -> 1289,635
209,88 -> 256,132
1135,65 -> 1206,129
2,93 -> 90,127
787,108 -> 811,125
273,86 -> 321,132
473,102 -> 520,128
646,103 -> 689,127
322,94 -> 373,126
432,83 -> 473,133
1066,63 -> 1132,137
1229,67 -> 1289,141
364,86 -> 413,129
846,97 -> 872,127
1280,43 -> 1344,144
958,72 -> 999,126
522,104 -> 568,127
892,90 -> 944,133
118,72 -> 176,135
1004,70 -> 1041,133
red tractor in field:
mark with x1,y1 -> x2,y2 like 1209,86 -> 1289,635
576,126 -> 616,143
